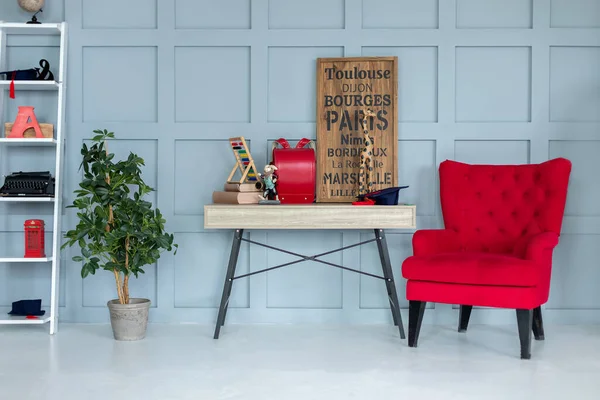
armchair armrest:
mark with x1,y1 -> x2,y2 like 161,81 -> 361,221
412,229 -> 461,256
524,232 -> 559,263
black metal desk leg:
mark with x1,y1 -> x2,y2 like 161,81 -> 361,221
214,229 -> 243,339
374,229 -> 406,339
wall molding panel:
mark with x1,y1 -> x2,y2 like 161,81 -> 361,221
0,0 -> 598,325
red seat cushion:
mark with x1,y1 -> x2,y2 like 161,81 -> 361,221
402,252 -> 539,287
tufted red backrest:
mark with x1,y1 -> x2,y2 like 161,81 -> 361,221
439,158 -> 572,254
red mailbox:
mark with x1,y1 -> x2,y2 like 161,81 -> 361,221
24,219 -> 45,258
271,138 -> 316,204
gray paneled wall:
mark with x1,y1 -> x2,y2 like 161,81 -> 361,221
0,0 -> 599,325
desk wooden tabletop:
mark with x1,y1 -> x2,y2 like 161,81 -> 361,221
204,204 -> 416,230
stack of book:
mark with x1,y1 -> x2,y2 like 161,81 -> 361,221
212,182 -> 262,204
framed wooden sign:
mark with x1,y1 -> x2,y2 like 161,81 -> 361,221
316,57 -> 398,203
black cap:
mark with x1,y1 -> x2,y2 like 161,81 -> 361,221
8,299 -> 45,316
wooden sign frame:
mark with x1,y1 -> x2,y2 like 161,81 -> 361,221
316,56 -> 398,203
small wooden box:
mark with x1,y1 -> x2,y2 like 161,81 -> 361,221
4,122 -> 54,139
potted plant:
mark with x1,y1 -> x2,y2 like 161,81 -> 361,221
62,129 -> 177,340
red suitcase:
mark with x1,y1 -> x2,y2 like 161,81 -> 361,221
271,138 -> 316,204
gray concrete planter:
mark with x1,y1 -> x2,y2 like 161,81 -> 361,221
107,298 -> 151,341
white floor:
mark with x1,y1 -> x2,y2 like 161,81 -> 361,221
1,323 -> 599,400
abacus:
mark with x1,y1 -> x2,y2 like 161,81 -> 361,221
227,136 -> 259,184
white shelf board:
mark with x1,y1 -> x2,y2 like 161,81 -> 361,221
0,80 -> 60,90
0,138 -> 56,146
0,22 -> 61,35
0,316 -> 51,325
0,196 -> 54,202
0,257 -> 52,263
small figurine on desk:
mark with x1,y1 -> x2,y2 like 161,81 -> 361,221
258,164 -> 280,204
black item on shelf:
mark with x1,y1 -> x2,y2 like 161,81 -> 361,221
0,171 -> 55,197
8,299 -> 45,316
0,68 -> 37,80
357,186 -> 410,205
26,9 -> 44,25
0,59 -> 55,81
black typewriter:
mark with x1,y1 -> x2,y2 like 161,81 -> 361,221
0,171 -> 55,197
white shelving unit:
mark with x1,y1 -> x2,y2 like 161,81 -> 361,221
0,21 -> 67,334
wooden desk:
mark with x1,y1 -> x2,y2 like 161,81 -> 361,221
204,204 -> 416,340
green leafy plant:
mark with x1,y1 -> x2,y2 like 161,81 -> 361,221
62,129 -> 177,305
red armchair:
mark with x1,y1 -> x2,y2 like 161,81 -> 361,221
401,158 -> 572,359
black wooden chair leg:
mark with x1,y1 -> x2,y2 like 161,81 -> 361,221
408,301 -> 426,348
516,309 -> 533,360
458,305 -> 473,332
532,306 -> 545,341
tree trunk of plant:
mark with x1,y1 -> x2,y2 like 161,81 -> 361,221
122,235 -> 130,304
113,268 -> 125,304
123,274 -> 130,304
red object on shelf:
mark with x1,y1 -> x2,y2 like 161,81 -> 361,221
271,138 -> 316,204
10,71 -> 15,99
24,219 -> 45,258
352,198 -> 375,206
9,106 -> 44,138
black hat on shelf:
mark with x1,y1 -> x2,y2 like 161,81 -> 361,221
8,299 -> 45,316
364,186 -> 409,205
